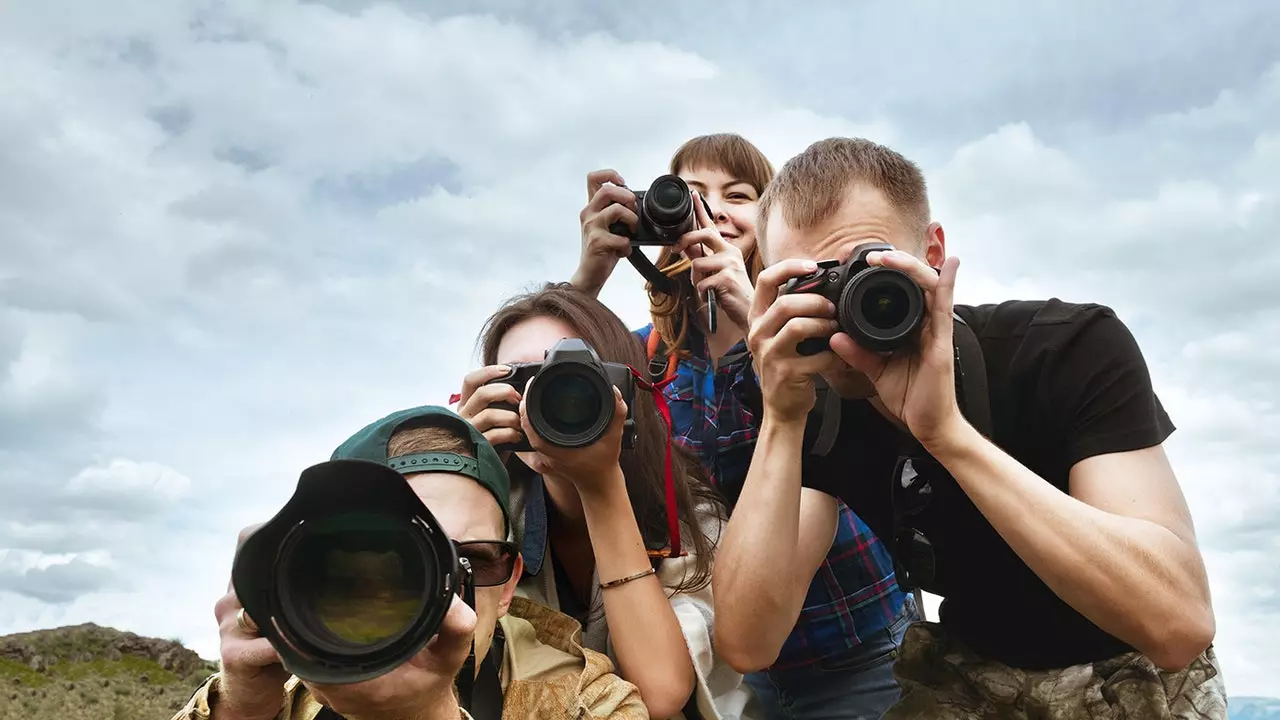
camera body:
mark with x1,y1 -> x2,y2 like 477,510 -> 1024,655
485,338 -> 637,452
232,459 -> 463,686
608,174 -> 711,246
781,242 -> 926,355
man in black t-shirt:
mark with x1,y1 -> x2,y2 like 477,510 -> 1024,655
711,137 -> 1227,718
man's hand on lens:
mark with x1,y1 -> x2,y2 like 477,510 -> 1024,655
571,169 -> 638,296
829,251 -> 964,447
747,260 -> 841,424
455,366 -> 525,449
517,379 -> 628,497
677,190 -> 754,335
306,595 -> 477,720
212,525 -> 289,720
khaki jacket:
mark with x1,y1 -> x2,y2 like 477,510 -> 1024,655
171,597 -> 649,720
511,480 -> 758,720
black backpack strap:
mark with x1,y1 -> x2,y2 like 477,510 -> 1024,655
951,312 -> 992,439
467,626 -> 506,720
810,376 -> 842,457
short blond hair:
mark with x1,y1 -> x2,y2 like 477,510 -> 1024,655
758,138 -> 931,256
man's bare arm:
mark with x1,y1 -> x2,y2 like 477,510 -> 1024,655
927,422 -> 1214,670
712,416 -> 838,673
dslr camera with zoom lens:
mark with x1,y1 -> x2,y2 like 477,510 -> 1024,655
782,241 -> 926,355
232,459 -> 466,685
608,174 -> 711,245
484,338 -> 637,452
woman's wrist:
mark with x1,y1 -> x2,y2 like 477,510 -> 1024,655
574,465 -> 629,507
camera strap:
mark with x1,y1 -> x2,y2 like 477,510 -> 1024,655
628,251 -> 676,294
806,313 -> 992,457
626,365 -> 685,558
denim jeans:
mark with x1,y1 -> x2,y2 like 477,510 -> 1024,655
743,593 -> 921,720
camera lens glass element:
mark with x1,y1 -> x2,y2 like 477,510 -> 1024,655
539,371 -> 604,437
860,282 -> 911,330
283,512 -> 431,647
645,176 -> 692,226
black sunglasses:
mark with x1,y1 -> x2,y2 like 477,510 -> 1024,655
890,454 -> 936,592
452,540 -> 520,587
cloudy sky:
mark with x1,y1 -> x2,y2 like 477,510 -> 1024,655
1,0 -> 1277,698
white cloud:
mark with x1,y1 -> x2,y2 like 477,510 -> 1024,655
0,0 -> 1276,699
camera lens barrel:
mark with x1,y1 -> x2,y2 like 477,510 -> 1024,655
232,461 -> 461,686
527,362 -> 616,448
839,267 -> 925,352
644,175 -> 693,226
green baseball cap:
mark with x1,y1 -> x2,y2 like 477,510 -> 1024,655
330,405 -> 511,534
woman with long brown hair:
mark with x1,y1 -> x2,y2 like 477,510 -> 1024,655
569,134 -> 919,720
453,283 -> 753,720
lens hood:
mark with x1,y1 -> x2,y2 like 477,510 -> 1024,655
232,459 -> 462,685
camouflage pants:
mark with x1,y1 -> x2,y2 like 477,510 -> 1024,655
881,621 -> 1227,719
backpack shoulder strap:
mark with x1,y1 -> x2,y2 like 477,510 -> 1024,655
951,311 -> 993,439
645,328 -> 678,383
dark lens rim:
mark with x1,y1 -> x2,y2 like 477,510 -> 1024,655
527,363 -> 615,448
644,175 -> 692,226
272,515 -> 451,658
453,540 -> 520,587
840,268 -> 924,348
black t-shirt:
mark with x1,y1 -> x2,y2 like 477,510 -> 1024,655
798,299 -> 1175,669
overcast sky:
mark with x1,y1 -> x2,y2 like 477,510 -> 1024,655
1,0 -> 1277,698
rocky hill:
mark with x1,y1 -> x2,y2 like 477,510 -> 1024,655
0,624 -> 218,720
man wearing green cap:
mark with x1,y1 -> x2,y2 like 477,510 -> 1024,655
172,406 -> 649,720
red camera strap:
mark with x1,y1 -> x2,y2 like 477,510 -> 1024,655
626,365 -> 682,559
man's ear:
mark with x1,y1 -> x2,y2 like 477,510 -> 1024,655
924,221 -> 946,269
496,553 -> 524,618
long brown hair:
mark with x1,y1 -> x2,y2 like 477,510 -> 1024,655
476,283 -> 726,594
648,133 -> 775,359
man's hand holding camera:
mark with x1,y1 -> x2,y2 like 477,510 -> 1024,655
746,259 -> 840,424
829,250 -> 965,449
304,596 -> 477,720
215,524 -> 477,720
212,525 -> 290,720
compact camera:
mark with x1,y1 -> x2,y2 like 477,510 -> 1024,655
232,459 -> 465,685
608,174 -> 711,246
781,242 -> 925,355
484,338 -> 637,451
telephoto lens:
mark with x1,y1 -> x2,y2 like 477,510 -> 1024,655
232,459 -> 464,685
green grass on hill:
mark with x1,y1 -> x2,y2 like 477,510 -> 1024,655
0,625 -> 217,720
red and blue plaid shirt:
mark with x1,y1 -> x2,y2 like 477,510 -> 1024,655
634,324 -> 906,669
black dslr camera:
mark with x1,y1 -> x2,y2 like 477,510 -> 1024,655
781,242 -> 926,355
484,338 -> 637,451
608,174 -> 709,245
232,459 -> 466,685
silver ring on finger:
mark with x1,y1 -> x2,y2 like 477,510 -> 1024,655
236,608 -> 259,636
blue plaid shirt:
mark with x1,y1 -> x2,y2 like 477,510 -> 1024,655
634,324 -> 905,669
